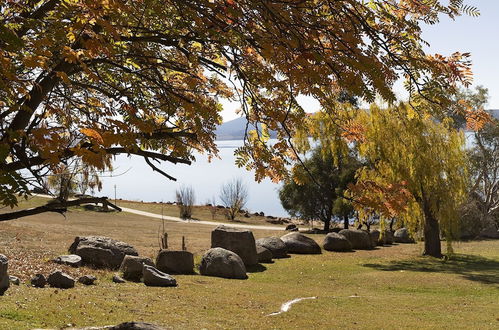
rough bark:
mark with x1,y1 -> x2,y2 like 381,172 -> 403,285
423,205 -> 442,258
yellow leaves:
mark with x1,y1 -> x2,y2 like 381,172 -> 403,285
23,55 -> 49,69
55,72 -> 71,84
80,128 -> 104,144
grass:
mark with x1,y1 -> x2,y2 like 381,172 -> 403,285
0,197 -> 498,329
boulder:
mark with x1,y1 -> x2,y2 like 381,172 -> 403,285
0,254 -> 9,295
109,322 -> 166,330
285,224 -> 298,231
53,254 -> 82,267
78,275 -> 97,285
155,250 -> 194,274
47,271 -> 75,289
9,275 -> 20,285
382,230 -> 394,245
370,230 -> 382,246
255,237 -> 288,258
394,228 -> 415,243
112,275 -> 126,283
119,255 -> 154,281
142,265 -> 177,287
211,226 -> 258,266
323,232 -> 352,252
68,236 -> 138,269
199,248 -> 247,279
478,224 -> 499,239
31,274 -> 46,288
256,246 -> 273,263
338,229 -> 373,250
280,232 -> 321,254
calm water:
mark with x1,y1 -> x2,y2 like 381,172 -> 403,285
99,140 -> 288,217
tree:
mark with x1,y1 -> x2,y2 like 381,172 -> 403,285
348,104 -> 468,258
0,0 -> 479,220
219,178 -> 248,221
279,147 -> 359,232
175,185 -> 195,219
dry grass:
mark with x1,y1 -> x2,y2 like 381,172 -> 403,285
0,198 -> 498,329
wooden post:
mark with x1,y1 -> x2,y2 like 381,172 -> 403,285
182,236 -> 186,251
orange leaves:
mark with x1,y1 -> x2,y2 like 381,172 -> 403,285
80,128 -> 104,144
465,108 -> 492,131
341,119 -> 366,143
428,52 -> 473,87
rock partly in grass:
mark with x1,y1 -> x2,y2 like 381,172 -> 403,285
31,273 -> 47,288
338,229 -> 373,250
256,237 -> 288,258
323,232 -> 352,252
285,224 -> 298,231
199,247 -> 248,279
53,254 -> 82,267
47,270 -> 75,289
113,274 -> 126,283
119,255 -> 154,281
155,250 -> 194,274
78,275 -> 97,285
211,226 -> 258,266
281,232 -> 321,254
68,236 -> 138,269
108,321 -> 166,329
9,275 -> 20,285
394,228 -> 415,243
142,265 -> 177,287
256,246 -> 273,263
0,254 -> 9,295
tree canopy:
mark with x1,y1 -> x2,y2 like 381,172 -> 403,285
0,0 -> 481,219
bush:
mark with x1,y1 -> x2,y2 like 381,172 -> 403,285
175,186 -> 195,219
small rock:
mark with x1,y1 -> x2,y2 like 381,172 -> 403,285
256,246 -> 273,263
119,255 -> 154,282
31,274 -> 47,288
9,275 -> 20,285
53,254 -> 82,267
113,274 -> 126,283
109,321 -> 166,329
47,270 -> 75,289
0,254 -> 9,295
78,275 -> 97,285
142,265 -> 177,287
285,224 -> 298,231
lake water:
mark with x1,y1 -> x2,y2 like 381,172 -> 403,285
99,140 -> 288,217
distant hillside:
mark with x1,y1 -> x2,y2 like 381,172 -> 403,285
215,117 -> 277,141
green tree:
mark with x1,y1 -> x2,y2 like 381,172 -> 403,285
279,147 -> 360,232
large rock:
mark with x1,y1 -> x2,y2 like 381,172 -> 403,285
280,232 -> 321,254
338,229 -> 373,250
323,232 -> 352,252
156,250 -> 194,274
47,271 -> 75,289
0,254 -> 9,295
255,237 -> 288,258
119,255 -> 154,281
370,230 -> 382,246
53,254 -> 82,267
394,228 -> 415,243
199,248 -> 247,279
256,246 -> 273,263
68,236 -> 138,269
478,224 -> 499,239
109,322 -> 166,330
211,226 -> 258,266
142,265 -> 177,287
31,274 -> 46,288
382,230 -> 394,245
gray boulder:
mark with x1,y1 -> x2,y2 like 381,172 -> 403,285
68,236 -> 138,269
112,274 -> 126,283
53,254 -> 82,267
255,237 -> 288,258
394,228 -> 415,243
119,255 -> 154,281
156,250 -> 194,274
199,248 -> 247,279
323,232 -> 352,252
338,229 -> 373,249
47,271 -> 75,289
256,246 -> 273,263
280,232 -> 321,254
109,322 -> 166,330
31,274 -> 46,288
370,230 -> 382,246
78,275 -> 97,285
142,265 -> 177,287
478,224 -> 499,239
211,226 -> 258,266
285,224 -> 298,231
0,254 -> 9,295
9,275 -> 20,285
382,230 -> 394,245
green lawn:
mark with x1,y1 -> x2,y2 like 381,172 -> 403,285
0,199 -> 498,329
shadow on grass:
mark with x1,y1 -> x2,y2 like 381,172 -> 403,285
363,254 -> 499,285
246,264 -> 267,273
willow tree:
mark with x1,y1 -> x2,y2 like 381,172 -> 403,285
0,0 -> 479,220
349,104 -> 468,257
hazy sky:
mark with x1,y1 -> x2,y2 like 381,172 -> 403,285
221,0 -> 498,121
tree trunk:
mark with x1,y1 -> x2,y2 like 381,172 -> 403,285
423,207 -> 442,258
343,215 -> 349,229
323,218 -> 330,232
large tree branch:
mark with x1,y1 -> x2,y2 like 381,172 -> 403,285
0,197 -> 121,222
